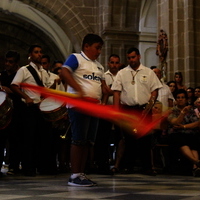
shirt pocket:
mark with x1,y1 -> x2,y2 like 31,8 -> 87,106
139,74 -> 148,83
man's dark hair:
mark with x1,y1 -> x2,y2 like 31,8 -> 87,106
28,44 -> 42,54
82,34 -> 104,50
53,60 -> 63,65
5,50 -> 20,63
174,71 -> 183,79
42,54 -> 50,63
167,80 -> 176,87
195,86 -> 200,91
150,66 -> 157,70
53,67 -> 62,75
108,54 -> 120,61
174,89 -> 188,100
127,47 -> 140,55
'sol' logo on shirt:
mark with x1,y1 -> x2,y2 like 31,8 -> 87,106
83,73 -> 101,81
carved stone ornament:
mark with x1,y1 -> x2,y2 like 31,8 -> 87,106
156,29 -> 168,62
156,29 -> 168,81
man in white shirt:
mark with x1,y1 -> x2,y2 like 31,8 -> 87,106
153,68 -> 174,111
103,54 -> 121,104
95,54 -> 121,174
41,54 -> 63,90
112,47 -> 162,175
11,45 -> 57,176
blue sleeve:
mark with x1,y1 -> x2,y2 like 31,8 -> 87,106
63,54 -> 79,71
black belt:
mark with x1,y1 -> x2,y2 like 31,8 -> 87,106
121,104 -> 146,110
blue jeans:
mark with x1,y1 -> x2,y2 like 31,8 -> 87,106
68,108 -> 99,145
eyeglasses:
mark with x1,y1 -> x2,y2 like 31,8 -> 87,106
187,91 -> 192,93
41,62 -> 48,65
195,90 -> 200,93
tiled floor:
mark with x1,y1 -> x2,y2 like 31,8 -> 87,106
1,167 -> 200,200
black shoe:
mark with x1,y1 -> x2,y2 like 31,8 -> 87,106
195,160 -> 200,168
39,169 -> 58,175
110,167 -> 120,174
193,168 -> 200,177
23,169 -> 36,177
142,169 -> 157,176
120,168 -> 134,174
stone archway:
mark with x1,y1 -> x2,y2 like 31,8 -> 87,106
0,0 -> 95,69
0,0 -> 161,72
0,11 -> 65,68
17,0 -> 94,52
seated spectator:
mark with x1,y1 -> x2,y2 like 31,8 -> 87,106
194,97 -> 200,118
194,86 -> 200,100
186,87 -> 195,106
168,89 -> 200,177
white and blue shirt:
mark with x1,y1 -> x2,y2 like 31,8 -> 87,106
63,51 -> 105,100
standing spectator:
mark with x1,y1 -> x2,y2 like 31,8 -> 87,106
51,60 -> 63,72
53,67 -> 67,91
61,33 -> 106,187
0,50 -> 24,176
11,44 -> 56,176
174,72 -> 187,90
41,55 -> 62,90
167,80 -> 177,99
41,54 -> 67,173
153,68 -> 174,111
94,54 -> 121,174
111,47 -> 162,175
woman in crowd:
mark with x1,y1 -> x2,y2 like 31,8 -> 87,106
168,89 -> 200,177
167,80 -> 177,99
174,72 -> 187,90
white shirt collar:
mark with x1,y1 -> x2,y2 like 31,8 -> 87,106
29,61 -> 43,71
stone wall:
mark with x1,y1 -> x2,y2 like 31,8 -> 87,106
157,0 -> 200,87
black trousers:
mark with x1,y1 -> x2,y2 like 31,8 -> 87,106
22,103 -> 57,174
120,104 -> 152,171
